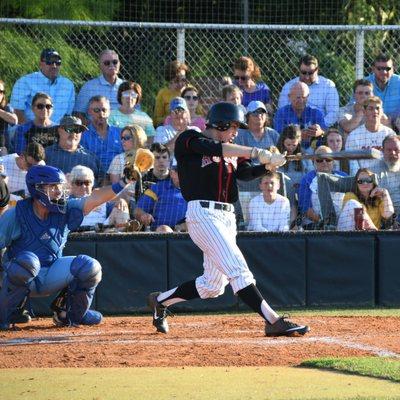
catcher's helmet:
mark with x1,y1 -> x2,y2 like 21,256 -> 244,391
26,165 -> 68,213
206,102 -> 248,130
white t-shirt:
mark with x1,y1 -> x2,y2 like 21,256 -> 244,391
247,193 -> 290,232
345,124 -> 394,175
0,153 -> 28,195
81,202 -> 108,227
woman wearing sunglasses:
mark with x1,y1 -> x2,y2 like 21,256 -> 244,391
164,85 -> 206,131
337,168 -> 394,231
108,80 -> 156,143
0,79 -> 18,156
233,56 -> 271,108
108,124 -> 147,184
298,145 -> 348,230
13,92 -> 57,154
154,60 -> 189,127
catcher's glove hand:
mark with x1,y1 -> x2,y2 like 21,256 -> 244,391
134,148 -> 154,173
123,161 -> 141,182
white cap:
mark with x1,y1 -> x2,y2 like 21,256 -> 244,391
246,100 -> 267,114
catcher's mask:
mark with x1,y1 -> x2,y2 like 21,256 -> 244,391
26,165 -> 69,213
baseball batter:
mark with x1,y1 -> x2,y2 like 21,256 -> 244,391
148,102 -> 310,336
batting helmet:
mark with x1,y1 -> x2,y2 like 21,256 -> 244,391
206,102 -> 248,130
26,165 -> 68,213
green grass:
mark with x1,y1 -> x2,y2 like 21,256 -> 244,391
300,357 -> 400,383
2,367 -> 400,400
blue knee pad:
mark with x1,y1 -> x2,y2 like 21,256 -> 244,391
70,255 -> 102,290
0,251 -> 40,329
7,251 -> 41,287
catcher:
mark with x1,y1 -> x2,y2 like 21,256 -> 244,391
0,163 -> 139,330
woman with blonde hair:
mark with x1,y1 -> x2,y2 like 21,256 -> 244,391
337,168 -> 394,231
108,124 -> 147,184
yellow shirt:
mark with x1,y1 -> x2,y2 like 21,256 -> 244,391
342,192 -> 384,228
153,87 -> 181,127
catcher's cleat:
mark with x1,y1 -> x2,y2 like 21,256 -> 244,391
53,308 -> 103,327
9,309 -> 31,324
147,291 -> 169,334
265,316 -> 310,337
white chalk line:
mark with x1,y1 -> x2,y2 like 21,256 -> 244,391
0,333 -> 398,358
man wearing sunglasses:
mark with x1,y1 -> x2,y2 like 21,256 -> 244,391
147,102 -> 310,337
45,116 -> 102,184
79,96 -> 122,178
10,48 -> 75,125
365,53 -> 400,120
278,54 -> 339,127
74,49 -> 123,124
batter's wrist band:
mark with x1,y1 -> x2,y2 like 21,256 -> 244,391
111,182 -> 125,194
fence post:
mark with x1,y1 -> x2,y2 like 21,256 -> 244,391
355,28 -> 365,79
177,28 -> 185,63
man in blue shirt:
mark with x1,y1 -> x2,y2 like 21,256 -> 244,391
365,53 -> 400,120
134,166 -> 187,232
74,49 -> 123,124
79,96 -> 122,174
274,82 -> 327,151
45,115 -> 103,184
10,49 -> 75,124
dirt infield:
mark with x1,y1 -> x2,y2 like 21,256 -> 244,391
0,315 -> 399,368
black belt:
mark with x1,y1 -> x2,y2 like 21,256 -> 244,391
199,201 -> 234,212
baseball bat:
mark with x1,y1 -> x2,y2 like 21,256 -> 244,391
286,148 -> 381,161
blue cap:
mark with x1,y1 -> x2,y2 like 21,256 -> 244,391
246,100 -> 267,114
170,97 -> 189,112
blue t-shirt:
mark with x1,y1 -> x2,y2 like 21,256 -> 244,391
240,81 -> 272,107
80,124 -> 122,171
137,178 -> 187,230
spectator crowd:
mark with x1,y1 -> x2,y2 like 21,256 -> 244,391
1,49 -> 400,233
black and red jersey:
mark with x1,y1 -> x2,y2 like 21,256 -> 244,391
175,129 -> 266,203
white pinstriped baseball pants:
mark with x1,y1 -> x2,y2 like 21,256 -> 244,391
186,200 -> 256,298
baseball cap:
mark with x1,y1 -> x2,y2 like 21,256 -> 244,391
57,115 -> 87,133
246,101 -> 267,114
170,97 -> 189,112
40,48 -> 61,62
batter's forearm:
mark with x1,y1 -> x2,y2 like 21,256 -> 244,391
221,143 -> 252,158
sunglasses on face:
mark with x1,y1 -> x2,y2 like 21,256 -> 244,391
357,178 -> 373,184
91,107 -> 108,113
0,90 -> 5,94
250,109 -> 266,116
300,69 -> 318,76
355,90 -> 372,95
63,127 -> 82,135
45,60 -> 61,66
121,135 -> 133,141
183,95 -> 199,101
74,180 -> 92,187
315,158 -> 333,163
375,66 -> 392,72
103,59 -> 119,66
35,103 -> 53,110
122,91 -> 138,98
172,108 -> 185,115
234,75 -> 250,81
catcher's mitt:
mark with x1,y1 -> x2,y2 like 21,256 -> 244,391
134,148 -> 154,173
123,161 -> 141,182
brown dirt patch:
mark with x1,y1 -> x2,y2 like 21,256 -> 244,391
0,315 -> 399,368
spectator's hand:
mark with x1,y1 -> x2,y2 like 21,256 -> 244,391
307,124 -> 324,137
139,212 -> 155,226
370,187 -> 388,199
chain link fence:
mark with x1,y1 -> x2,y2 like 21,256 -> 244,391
2,19 -> 400,115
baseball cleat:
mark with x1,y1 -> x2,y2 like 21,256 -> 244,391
265,316 -> 310,337
147,291 -> 169,333
9,309 -> 31,324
